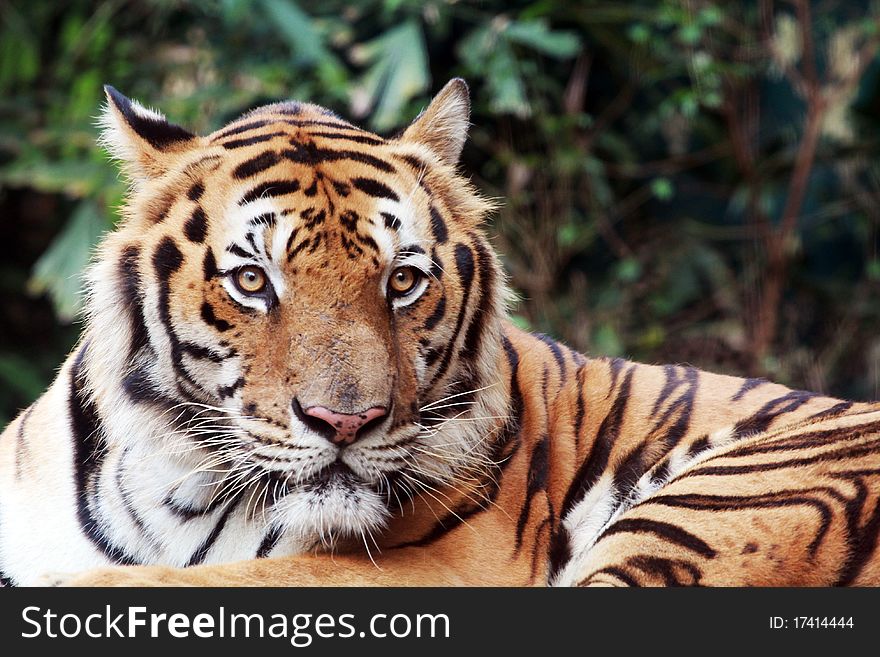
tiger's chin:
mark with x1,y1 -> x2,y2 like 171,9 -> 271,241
269,462 -> 390,547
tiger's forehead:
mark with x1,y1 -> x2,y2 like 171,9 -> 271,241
200,103 -> 427,230
154,103 -> 451,281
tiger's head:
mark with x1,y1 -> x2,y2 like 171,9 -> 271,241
85,80 -> 510,544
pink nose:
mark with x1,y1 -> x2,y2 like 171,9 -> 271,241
302,406 -> 388,445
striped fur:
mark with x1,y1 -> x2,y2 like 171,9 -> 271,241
1,81 -> 879,587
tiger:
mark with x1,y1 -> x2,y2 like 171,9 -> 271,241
1,79 -> 879,588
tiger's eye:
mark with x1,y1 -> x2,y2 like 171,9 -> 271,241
389,267 -> 420,295
236,266 -> 267,294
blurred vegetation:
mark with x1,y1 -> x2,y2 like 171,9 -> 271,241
1,0 -> 879,426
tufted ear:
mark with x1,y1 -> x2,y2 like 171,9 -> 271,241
99,85 -> 196,182
400,78 -> 470,166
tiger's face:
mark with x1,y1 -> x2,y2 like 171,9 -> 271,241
89,80 -> 508,543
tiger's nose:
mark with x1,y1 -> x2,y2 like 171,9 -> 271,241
301,405 -> 388,446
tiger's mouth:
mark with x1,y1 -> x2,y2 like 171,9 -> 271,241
302,460 -> 361,491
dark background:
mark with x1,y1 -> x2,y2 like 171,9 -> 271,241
1,0 -> 879,427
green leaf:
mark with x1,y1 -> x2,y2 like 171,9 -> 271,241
616,257 -> 642,282
509,314 -> 532,331
260,0 -> 331,64
0,158 -> 112,197
0,353 -> 47,402
28,200 -> 109,322
352,20 -> 429,131
628,24 -> 651,44
594,324 -> 624,357
485,41 -> 530,117
651,177 -> 674,201
503,20 -> 580,59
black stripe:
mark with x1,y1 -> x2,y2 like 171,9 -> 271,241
118,246 -> 150,362
213,119 -> 269,140
239,179 -> 300,205
184,499 -> 242,567
733,389 -> 822,437
651,365 -> 687,416
579,566 -> 641,587
428,243 -> 475,387
381,212 -> 401,231
217,376 -> 245,400
187,181 -> 205,201
0,567 -> 15,587
429,205 -> 448,244
287,237 -> 312,262
308,131 -> 384,145
560,366 -> 635,519
69,345 -> 139,565
122,366 -> 177,407
683,436 -> 880,478
153,238 -> 210,398
351,177 -> 399,201
282,143 -> 395,173
162,485 -> 229,521
547,524 -> 572,583
245,231 -> 259,253
303,208 -> 327,229
331,180 -> 350,197
256,524 -> 284,558
203,247 -> 218,280
573,364 -> 587,451
184,207 -> 208,243
647,490 -> 836,557
201,301 -> 232,332
836,477 -> 880,585
515,434 -> 549,551
339,209 -> 358,232
249,212 -> 277,229
115,448 -> 160,547
612,439 -> 652,493
233,150 -> 281,179
423,295 -> 446,331
459,238 -> 495,363
270,103 -> 303,116
534,332 -> 567,381
808,400 -> 854,421
685,435 -> 710,459
397,153 -> 428,173
147,191 -> 176,224
227,244 -> 255,259
223,131 -> 286,149
731,377 -> 769,401
182,341 -> 232,364
716,423 -> 880,460
644,366 -> 699,455
281,118 -> 360,130
606,357 -> 627,398
626,555 -> 701,586
154,236 -> 183,282
597,518 -> 717,558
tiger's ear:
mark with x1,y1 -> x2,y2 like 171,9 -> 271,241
99,85 -> 196,182
400,78 -> 470,166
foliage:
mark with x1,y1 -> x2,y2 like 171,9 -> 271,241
1,0 -> 879,426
